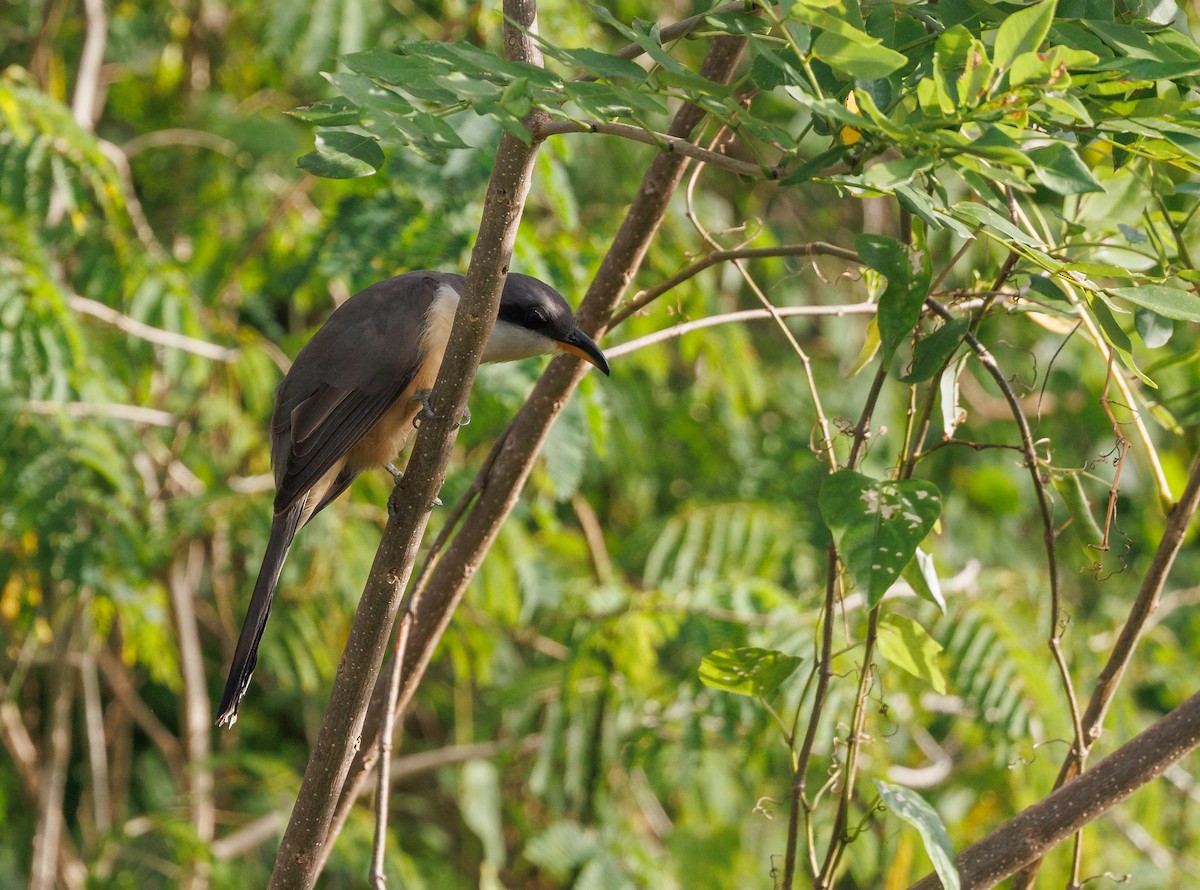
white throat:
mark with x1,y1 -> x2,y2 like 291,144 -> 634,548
426,284 -> 559,365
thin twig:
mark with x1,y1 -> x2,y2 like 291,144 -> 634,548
535,119 -> 776,179
31,603 -> 79,890
610,242 -> 860,328
25,400 -> 176,427
70,294 -> 236,361
370,597 -> 418,888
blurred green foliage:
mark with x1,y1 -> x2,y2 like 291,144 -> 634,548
3,0 -> 1200,887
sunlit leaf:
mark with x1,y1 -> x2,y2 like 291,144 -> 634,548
698,647 -> 802,697
1110,285 -> 1200,323
297,130 -> 384,178
819,472 -> 942,607
877,613 -> 947,693
994,0 -> 1057,70
875,781 -> 961,890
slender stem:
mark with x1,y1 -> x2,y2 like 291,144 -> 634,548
604,304 -> 876,360
610,242 -> 860,328
535,119 -> 776,179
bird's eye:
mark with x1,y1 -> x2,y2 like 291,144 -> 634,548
532,308 -> 548,325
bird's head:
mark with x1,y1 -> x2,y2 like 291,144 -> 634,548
485,273 -> 610,375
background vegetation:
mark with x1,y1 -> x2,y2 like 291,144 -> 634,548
4,0 -> 1200,887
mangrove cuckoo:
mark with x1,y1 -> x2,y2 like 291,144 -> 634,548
217,271 -> 608,726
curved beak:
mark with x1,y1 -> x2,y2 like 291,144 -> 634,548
557,327 -> 610,376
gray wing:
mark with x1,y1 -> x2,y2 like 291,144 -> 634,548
269,272 -> 459,516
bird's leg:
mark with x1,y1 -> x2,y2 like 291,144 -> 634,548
412,389 -> 471,428
384,460 -> 441,516
385,462 -> 404,519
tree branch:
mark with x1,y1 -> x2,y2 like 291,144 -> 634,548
309,29 -> 751,870
268,3 -> 548,886
908,687 -> 1200,889
70,294 -> 236,362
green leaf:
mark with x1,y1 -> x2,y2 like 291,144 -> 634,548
812,30 -> 908,80
902,547 -> 945,612
287,98 -> 361,126
297,130 -> 384,178
1052,472 -> 1105,550
899,317 -> 968,383
1089,297 -> 1154,387
1134,307 -> 1173,348
1027,143 -> 1105,195
993,0 -> 1057,71
819,471 -> 942,607
698,647 -> 802,697
460,760 -> 506,867
877,613 -> 947,693
856,234 -> 930,364
1027,276 -> 1069,303
875,781 -> 961,890
1110,285 -> 1200,323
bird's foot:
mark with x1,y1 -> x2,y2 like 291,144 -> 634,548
385,461 -> 442,516
413,390 -> 436,428
386,462 -> 404,519
412,390 -> 471,428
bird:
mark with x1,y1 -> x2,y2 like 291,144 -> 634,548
217,270 -> 609,726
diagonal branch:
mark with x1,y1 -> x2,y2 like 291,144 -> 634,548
268,3 -> 548,887
908,687 -> 1200,890
308,31 -> 752,869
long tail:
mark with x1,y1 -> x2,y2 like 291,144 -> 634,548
216,505 -> 303,727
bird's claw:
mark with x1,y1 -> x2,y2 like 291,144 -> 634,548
412,390 -> 471,428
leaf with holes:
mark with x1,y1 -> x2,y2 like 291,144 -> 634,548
698,647 -> 802,698
819,471 -> 941,607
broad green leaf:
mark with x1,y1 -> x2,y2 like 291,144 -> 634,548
698,647 -> 802,697
819,471 -> 942,607
1134,307 -> 1174,348
875,781 -> 961,890
323,72 -> 414,113
812,30 -> 907,80
856,234 -> 930,364
1027,143 -> 1105,195
297,130 -> 384,178
877,613 -> 947,693
287,98 -> 361,126
994,0 -> 1057,70
902,547 -> 945,612
1110,285 -> 1200,323
898,317 -> 968,383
